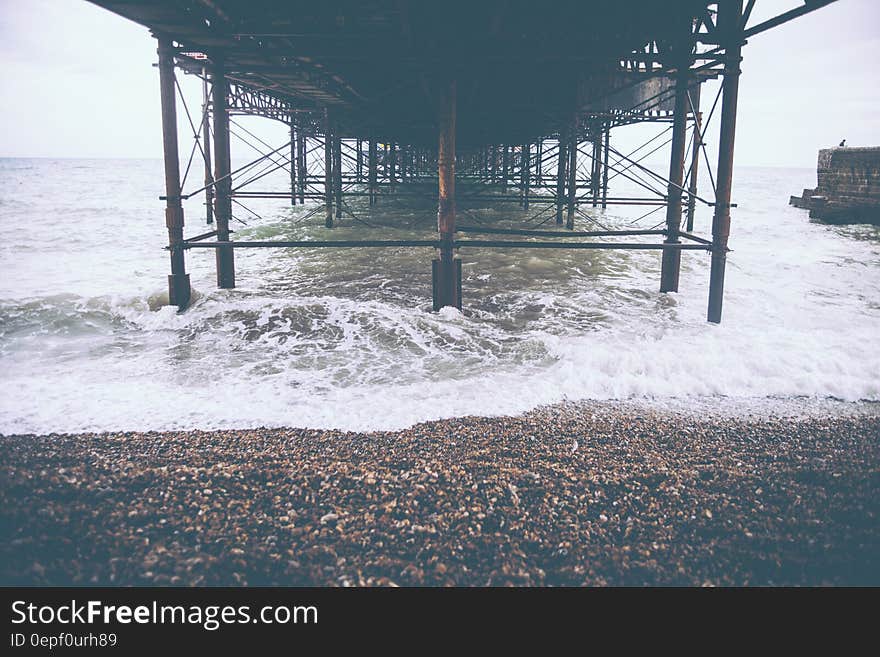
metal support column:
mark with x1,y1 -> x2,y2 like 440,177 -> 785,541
520,143 -> 530,210
686,111 -> 702,232
201,69 -> 214,225
601,123 -> 610,209
158,39 -> 190,310
556,135 -> 567,225
297,125 -> 306,204
334,133 -> 343,219
368,139 -> 377,206
211,62 -> 235,289
708,0 -> 743,323
566,115 -> 578,230
660,65 -> 690,293
289,116 -> 297,207
591,126 -> 602,207
324,109 -> 333,228
432,79 -> 461,311
400,145 -> 406,182
535,139 -> 543,184
389,141 -> 396,185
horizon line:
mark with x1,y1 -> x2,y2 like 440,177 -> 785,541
0,155 -> 818,169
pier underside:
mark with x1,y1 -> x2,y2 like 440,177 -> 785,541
90,0 -> 837,323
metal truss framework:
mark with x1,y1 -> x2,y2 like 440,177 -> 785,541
139,0 -> 839,323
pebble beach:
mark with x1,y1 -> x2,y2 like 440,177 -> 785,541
2,402 -> 878,586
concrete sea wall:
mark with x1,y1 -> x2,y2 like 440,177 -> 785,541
790,147 -> 880,224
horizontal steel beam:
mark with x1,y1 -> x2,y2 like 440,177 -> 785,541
456,226 -> 665,238
454,240 -> 712,251
179,240 -> 712,252
182,240 -> 438,249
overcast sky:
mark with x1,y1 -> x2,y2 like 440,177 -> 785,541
0,0 -> 877,166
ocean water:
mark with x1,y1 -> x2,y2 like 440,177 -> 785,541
0,158 -> 878,433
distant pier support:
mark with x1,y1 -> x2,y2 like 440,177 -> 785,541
708,0 -> 743,324
556,135 -> 566,225
324,110 -> 334,228
566,115 -> 578,230
334,132 -> 343,219
591,125 -> 601,207
520,143 -> 530,210
535,139 -> 543,184
660,59 -> 690,293
211,62 -> 235,289
201,69 -> 214,225
389,142 -> 397,185
400,144 -> 407,182
296,122 -> 306,204
158,38 -> 190,310
289,116 -> 297,207
686,111 -> 702,232
432,80 -> 461,311
601,123 -> 610,209
368,140 -> 378,206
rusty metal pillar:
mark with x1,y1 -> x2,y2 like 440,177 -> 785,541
591,125 -> 602,207
520,143 -> 530,210
211,61 -> 235,289
660,65 -> 690,293
324,109 -> 333,228
158,39 -> 190,310
432,79 -> 461,311
399,145 -> 405,182
686,110 -> 702,232
368,139 -> 377,206
501,145 -> 509,190
290,112 -> 297,205
334,132 -> 343,219
389,141 -> 397,185
535,139 -> 543,184
201,69 -> 214,225
555,134 -> 567,225
601,123 -> 610,209
297,125 -> 306,204
356,138 -> 363,182
566,115 -> 578,230
708,0 -> 743,323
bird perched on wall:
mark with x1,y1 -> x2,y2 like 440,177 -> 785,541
839,139 -> 847,147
